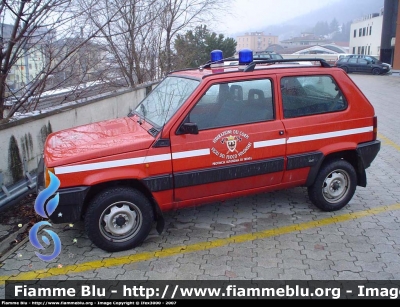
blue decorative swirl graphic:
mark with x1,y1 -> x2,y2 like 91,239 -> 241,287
34,171 -> 60,218
30,171 -> 62,261
29,221 -> 62,261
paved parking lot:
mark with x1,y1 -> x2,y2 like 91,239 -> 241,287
1,73 -> 400,294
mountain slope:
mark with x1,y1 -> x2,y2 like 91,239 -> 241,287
261,0 -> 384,39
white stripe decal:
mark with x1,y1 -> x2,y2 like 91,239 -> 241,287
54,126 -> 372,175
54,149 -> 211,175
287,126 -> 373,144
172,148 -> 210,159
55,154 -> 171,175
254,138 -> 286,148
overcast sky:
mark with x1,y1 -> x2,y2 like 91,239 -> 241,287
214,0 -> 342,36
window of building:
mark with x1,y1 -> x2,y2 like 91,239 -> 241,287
358,47 -> 361,54
369,26 -> 372,35
362,28 -> 366,36
352,47 -> 356,53
361,46 -> 365,54
367,46 -> 370,55
359,28 -> 362,36
354,29 -> 357,37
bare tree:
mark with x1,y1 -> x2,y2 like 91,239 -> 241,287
0,0 -> 121,121
0,0 -> 232,121
80,0 -> 163,87
84,0 -> 230,87
159,0 -> 229,74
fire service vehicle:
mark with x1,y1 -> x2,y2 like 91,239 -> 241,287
37,49 -> 381,252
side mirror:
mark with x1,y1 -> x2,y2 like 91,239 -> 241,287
179,122 -> 199,135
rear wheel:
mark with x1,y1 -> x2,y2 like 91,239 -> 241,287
85,187 -> 154,252
341,66 -> 348,73
372,68 -> 381,75
308,160 -> 357,212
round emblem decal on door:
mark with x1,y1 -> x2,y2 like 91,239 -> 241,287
211,129 -> 252,165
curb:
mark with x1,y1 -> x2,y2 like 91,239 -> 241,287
0,224 -> 29,263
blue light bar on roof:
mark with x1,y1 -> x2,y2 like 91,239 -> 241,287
210,50 -> 223,63
239,49 -> 253,70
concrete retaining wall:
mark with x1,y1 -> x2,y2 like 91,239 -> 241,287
0,84 -> 153,186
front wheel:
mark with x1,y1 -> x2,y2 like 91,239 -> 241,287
308,160 -> 357,212
372,68 -> 381,75
85,187 -> 154,252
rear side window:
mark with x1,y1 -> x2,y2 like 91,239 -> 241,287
281,75 -> 347,118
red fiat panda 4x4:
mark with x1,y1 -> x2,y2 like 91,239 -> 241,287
38,50 -> 380,252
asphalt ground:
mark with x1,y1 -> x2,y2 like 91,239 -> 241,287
1,72 -> 400,298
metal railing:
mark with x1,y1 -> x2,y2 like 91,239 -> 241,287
0,159 -> 37,212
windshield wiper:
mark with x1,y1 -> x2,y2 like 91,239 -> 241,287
136,104 -> 146,125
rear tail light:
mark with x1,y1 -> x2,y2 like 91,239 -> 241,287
373,115 -> 377,140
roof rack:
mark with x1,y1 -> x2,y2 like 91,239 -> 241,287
201,57 -> 330,71
243,58 -> 331,72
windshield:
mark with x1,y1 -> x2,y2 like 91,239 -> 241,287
134,76 -> 199,127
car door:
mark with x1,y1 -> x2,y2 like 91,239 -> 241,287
347,58 -> 358,72
357,58 -> 370,73
279,73 -> 349,185
169,77 -> 286,205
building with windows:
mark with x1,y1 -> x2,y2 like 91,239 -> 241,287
7,47 -> 45,92
380,0 -> 400,70
1,23 -> 47,94
236,32 -> 279,53
348,0 -> 400,70
349,9 -> 384,56
280,33 -> 333,48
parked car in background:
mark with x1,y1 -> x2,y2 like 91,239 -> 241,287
225,51 -> 284,66
253,51 -> 284,60
333,54 -> 353,65
335,55 -> 392,75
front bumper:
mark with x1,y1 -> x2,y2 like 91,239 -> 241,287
36,158 -> 89,223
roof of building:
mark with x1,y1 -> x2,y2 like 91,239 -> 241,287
266,44 -> 348,55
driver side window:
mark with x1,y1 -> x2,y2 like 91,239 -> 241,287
189,79 -> 274,130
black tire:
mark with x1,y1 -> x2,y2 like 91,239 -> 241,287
341,66 -> 348,73
372,68 -> 381,75
85,187 -> 154,252
307,159 -> 357,212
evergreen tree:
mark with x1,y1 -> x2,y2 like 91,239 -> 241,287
174,25 -> 237,70
330,18 -> 340,33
